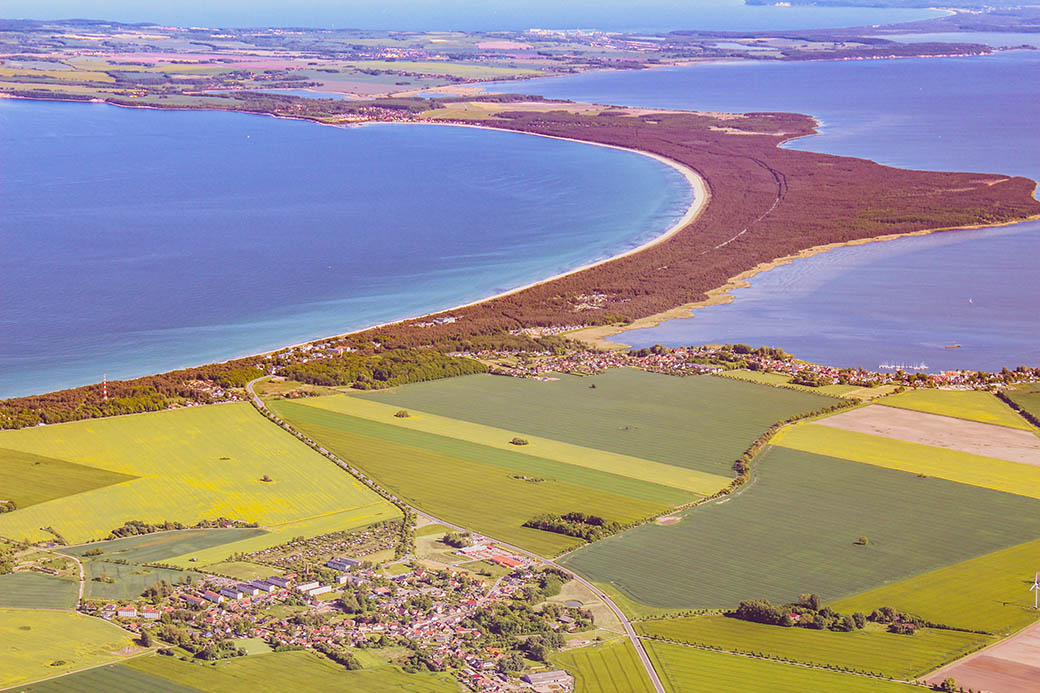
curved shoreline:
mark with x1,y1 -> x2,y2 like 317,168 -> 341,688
575,212 -> 1040,350
253,120 -> 711,357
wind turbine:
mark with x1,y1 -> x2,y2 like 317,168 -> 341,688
1031,573 -> 1039,610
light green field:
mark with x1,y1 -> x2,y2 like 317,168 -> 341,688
288,394 -> 728,496
774,423 -> 1040,499
0,447 -> 136,509
204,561 -> 277,581
552,639 -> 654,693
645,641 -> 919,693
161,505 -> 400,569
637,615 -> 991,680
82,560 -> 191,600
877,389 -> 1034,430
832,538 -> 1040,635
15,663 -> 196,692
61,529 -> 266,565
718,370 -> 860,397
0,404 -> 392,544
0,573 -> 78,610
342,60 -> 540,78
1007,383 -> 1040,421
269,403 -> 671,556
561,447 -> 1040,609
126,650 -> 459,692
363,370 -> 840,475
0,609 -> 138,688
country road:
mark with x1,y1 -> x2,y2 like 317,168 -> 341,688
246,376 -> 666,693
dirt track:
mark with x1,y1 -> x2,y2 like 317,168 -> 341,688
817,405 -> 1040,465
926,620 -> 1040,693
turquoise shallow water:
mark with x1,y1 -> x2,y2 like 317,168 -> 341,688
490,51 -> 1040,370
0,100 -> 692,396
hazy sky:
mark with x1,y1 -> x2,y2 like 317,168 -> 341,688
2,0 -> 941,32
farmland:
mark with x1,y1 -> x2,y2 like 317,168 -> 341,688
285,394 -> 728,497
81,560 -> 194,601
775,423 -> 1040,499
551,638 -> 654,693
831,538 -> 1040,635
268,401 -> 672,556
0,404 -> 393,544
636,615 -> 991,680
0,573 -> 78,610
877,389 -> 1033,430
0,447 -> 135,509
363,370 -> 840,475
561,446 -> 1040,609
716,369 -> 860,397
1007,383 -> 1040,421
61,528 -> 267,565
0,608 -> 138,688
644,641 -> 920,692
125,650 -> 459,692
15,663 -> 195,692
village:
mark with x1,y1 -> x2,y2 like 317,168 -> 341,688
80,524 -> 587,693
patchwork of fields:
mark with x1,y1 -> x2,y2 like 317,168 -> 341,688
0,404 -> 394,544
560,446 -> 1040,608
360,370 -> 840,475
636,615 -> 991,680
877,389 -> 1035,430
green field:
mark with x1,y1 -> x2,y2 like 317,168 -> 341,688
82,560 -> 193,600
269,402 -> 671,556
287,394 -> 728,496
361,370 -> 840,475
644,641 -> 919,693
0,608 -> 138,688
561,446 -> 1040,609
17,663 -> 196,692
1007,383 -> 1040,422
831,538 -> 1040,635
0,447 -> 136,509
125,650 -> 459,692
774,423 -> 1040,499
62,529 -> 266,564
637,615 -> 991,680
342,59 -> 541,78
160,507 -> 400,570
0,404 -> 392,544
718,369 -> 860,397
551,639 -> 654,693
877,389 -> 1033,429
0,573 -> 78,610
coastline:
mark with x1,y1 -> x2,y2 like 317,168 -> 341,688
246,121 -> 711,359
573,212 -> 1040,351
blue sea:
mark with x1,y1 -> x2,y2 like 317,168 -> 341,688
0,100 -> 692,396
490,51 -> 1040,371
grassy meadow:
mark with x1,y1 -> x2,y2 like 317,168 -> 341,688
0,404 -> 392,544
552,638 -> 654,693
286,394 -> 728,496
268,402 -> 671,556
125,650 -> 459,692
831,538 -> 1040,635
0,609 -> 138,688
775,423 -> 1040,499
0,573 -> 78,610
361,370 -> 840,475
561,447 -> 1040,609
636,615 -> 991,680
877,389 -> 1033,429
645,641 -> 920,693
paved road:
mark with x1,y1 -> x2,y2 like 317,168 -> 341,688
246,377 -> 666,693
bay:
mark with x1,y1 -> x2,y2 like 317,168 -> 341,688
490,51 -> 1040,370
0,99 -> 692,396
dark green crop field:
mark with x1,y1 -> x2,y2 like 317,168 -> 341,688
82,560 -> 195,600
17,663 -> 198,692
360,370 -> 840,474
0,572 -> 78,610
561,446 -> 1040,609
62,528 -> 267,565
0,447 -> 136,509
269,402 -> 672,556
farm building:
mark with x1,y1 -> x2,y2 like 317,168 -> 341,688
490,555 -> 524,569
523,670 -> 572,687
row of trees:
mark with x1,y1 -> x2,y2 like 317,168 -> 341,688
281,349 -> 487,389
524,512 -> 621,542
